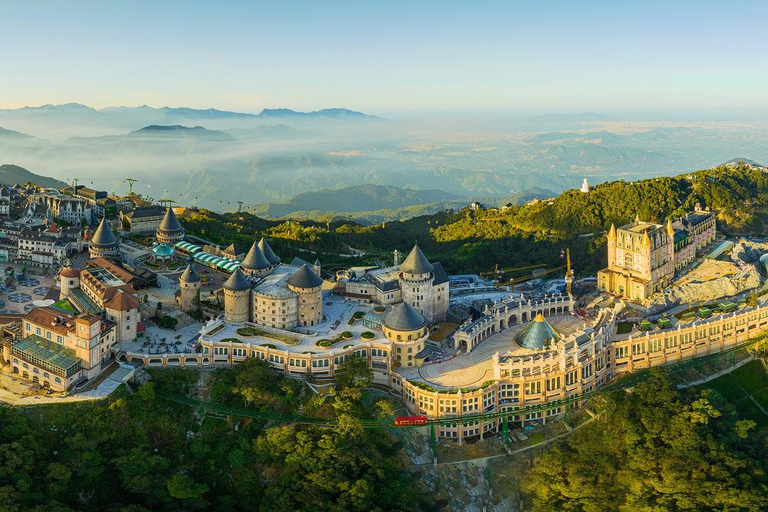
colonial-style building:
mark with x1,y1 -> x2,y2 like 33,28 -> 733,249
120,205 -> 166,234
1,265 -> 141,392
598,210 -> 716,301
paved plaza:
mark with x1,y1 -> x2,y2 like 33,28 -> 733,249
400,314 -> 585,390
0,271 -> 57,315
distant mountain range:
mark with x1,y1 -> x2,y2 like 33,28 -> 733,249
0,164 -> 67,189
128,125 -> 235,141
246,184 -> 461,218
720,157 -> 765,168
0,103 -> 381,139
0,126 -> 33,140
526,112 -> 612,123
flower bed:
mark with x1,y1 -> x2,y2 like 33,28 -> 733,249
360,331 -> 375,340
316,331 -> 354,348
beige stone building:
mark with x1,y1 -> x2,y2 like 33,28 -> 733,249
1,265 -> 141,392
381,302 -> 430,367
221,239 -> 325,330
336,244 -> 449,323
598,210 -> 716,301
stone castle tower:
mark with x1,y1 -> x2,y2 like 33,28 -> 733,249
398,244 -> 435,322
287,265 -> 324,327
179,264 -> 201,313
222,268 -> 251,323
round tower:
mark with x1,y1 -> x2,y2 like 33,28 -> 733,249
287,264 -> 324,326
223,268 -> 251,323
240,241 -> 271,277
59,267 -> 81,297
398,243 -> 435,322
179,264 -> 201,313
156,207 -> 185,245
89,217 -> 120,259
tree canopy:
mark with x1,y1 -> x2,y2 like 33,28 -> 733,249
523,373 -> 768,512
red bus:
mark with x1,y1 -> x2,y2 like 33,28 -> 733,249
394,415 -> 428,426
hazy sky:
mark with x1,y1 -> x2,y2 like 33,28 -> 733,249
1,1 -> 766,115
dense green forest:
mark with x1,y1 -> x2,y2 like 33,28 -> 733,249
179,164 -> 768,276
0,359 -> 435,512
523,372 -> 768,511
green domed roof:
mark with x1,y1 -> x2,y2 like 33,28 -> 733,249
516,313 -> 559,350
152,243 -> 175,257
91,218 -> 118,248
383,302 -> 427,332
223,268 -> 251,292
400,243 -> 433,274
287,264 -> 323,289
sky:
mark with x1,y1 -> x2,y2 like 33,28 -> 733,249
1,0 -> 767,116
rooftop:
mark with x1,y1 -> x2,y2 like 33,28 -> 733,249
12,334 -> 81,374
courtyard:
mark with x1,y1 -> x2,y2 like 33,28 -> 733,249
400,314 -> 584,390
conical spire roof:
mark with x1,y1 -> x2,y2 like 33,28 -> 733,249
91,217 -> 118,248
666,219 -> 675,237
241,242 -> 271,271
383,302 -> 428,331
400,243 -> 434,274
642,230 -> 651,246
608,223 -> 616,238
634,213 -> 641,224
287,264 -> 323,289
180,264 -> 200,283
258,237 -> 280,265
223,268 -> 251,291
516,313 -> 559,350
158,207 -> 183,233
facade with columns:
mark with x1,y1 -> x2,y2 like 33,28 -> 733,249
117,295 -> 768,440
453,294 -> 575,352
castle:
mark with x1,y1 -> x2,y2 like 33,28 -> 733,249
335,243 -> 449,323
199,238 -> 326,330
597,210 -> 716,301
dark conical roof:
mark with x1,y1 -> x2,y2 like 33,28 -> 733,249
400,243 -> 433,274
258,237 -> 280,265
224,243 -> 241,256
383,302 -> 427,332
287,264 -> 323,289
158,207 -> 183,233
516,313 -> 559,350
91,217 -> 118,248
223,268 -> 251,291
179,264 -> 200,283
241,242 -> 271,270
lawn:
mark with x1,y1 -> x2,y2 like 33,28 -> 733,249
702,359 -> 768,426
52,299 -> 76,313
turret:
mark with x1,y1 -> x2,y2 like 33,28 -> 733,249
179,264 -> 201,313
222,268 -> 251,323
666,219 -> 675,238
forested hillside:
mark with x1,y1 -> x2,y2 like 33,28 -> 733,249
0,359 -> 435,512
180,164 -> 768,276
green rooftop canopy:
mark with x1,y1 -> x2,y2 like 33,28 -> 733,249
11,335 -> 81,377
